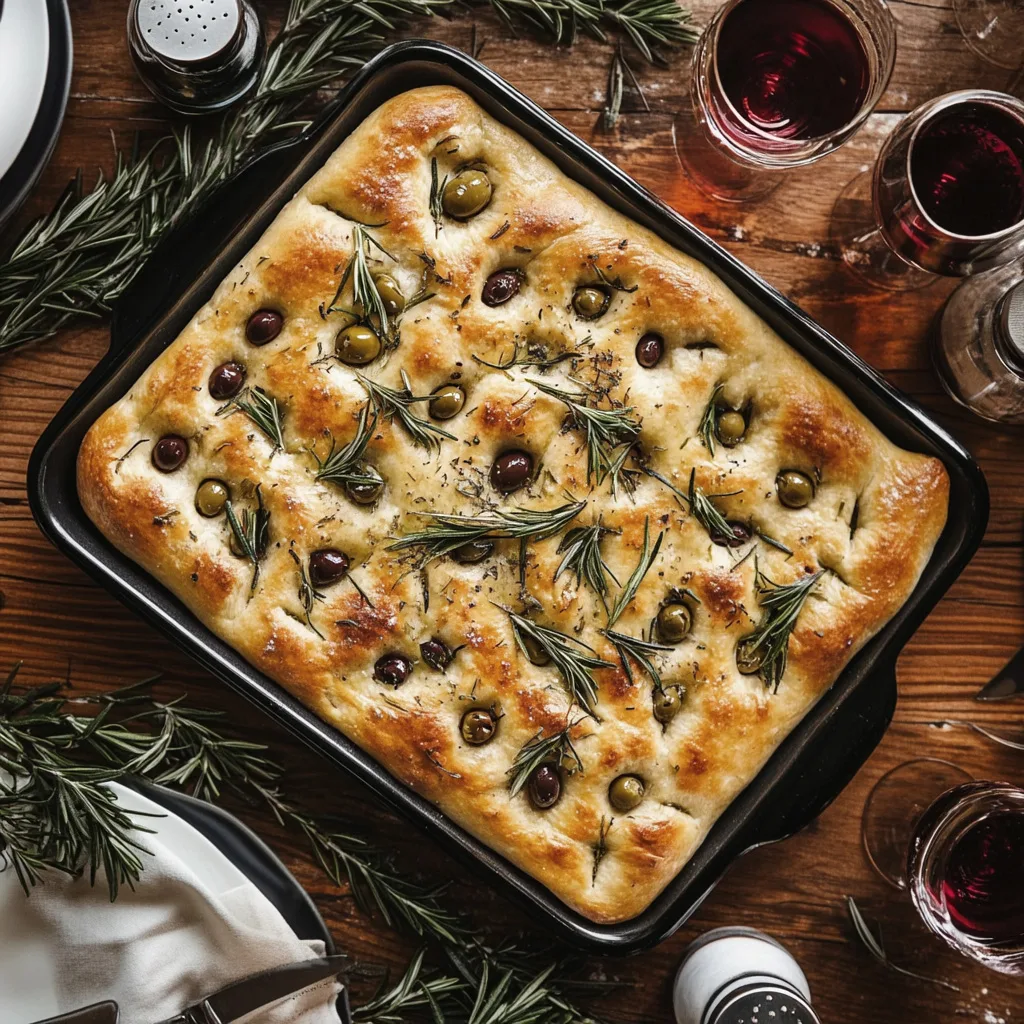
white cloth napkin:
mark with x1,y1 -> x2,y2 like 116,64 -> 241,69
0,783 -> 341,1024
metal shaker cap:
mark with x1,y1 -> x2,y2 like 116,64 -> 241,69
708,982 -> 820,1024
1001,279 -> 1024,365
135,0 -> 242,63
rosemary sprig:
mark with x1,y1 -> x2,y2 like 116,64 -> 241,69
602,44 -> 649,131
310,403 -> 379,490
697,383 -> 724,456
323,223 -> 394,338
506,724 -> 584,798
742,562 -> 825,692
358,371 -> 456,451
599,628 -> 670,689
606,517 -> 663,627
389,500 -> 586,565
648,466 -> 740,543
555,523 -> 618,611
472,341 -> 578,372
429,157 -> 448,237
0,0 -> 696,357
221,386 -> 285,452
592,816 -> 613,884
505,610 -> 614,713
529,378 -> 640,492
289,549 -> 326,639
224,486 -> 270,594
846,896 -> 961,992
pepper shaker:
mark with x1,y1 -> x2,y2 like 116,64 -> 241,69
932,260 -> 1024,424
127,0 -> 265,115
674,926 -> 820,1024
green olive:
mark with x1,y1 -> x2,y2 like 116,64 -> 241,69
608,774 -> 645,812
736,636 -> 765,674
195,478 -> 230,518
653,685 -> 685,724
460,708 -> 497,745
345,463 -> 384,506
441,168 -> 493,219
519,631 -> 551,667
372,274 -> 405,317
776,469 -> 815,509
429,383 -> 466,421
657,603 -> 692,644
336,324 -> 381,366
572,286 -> 610,320
716,409 -> 746,447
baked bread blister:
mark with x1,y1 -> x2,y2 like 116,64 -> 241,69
78,86 -> 949,924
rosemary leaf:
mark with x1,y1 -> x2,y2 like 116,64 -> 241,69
506,724 -> 584,798
358,371 -> 456,451
224,486 -> 270,594
310,403 -> 379,489
697,383 -> 724,456
222,386 -> 285,451
289,549 -> 326,640
599,627 -> 670,689
555,523 -> 618,611
472,341 -> 578,372
429,157 -> 447,237
505,610 -> 613,713
647,466 -> 741,544
324,223 -> 394,338
389,499 -> 586,565
606,517 -> 663,627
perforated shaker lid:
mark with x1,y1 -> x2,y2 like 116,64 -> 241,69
135,0 -> 241,63
709,983 -> 820,1024
1001,279 -> 1024,364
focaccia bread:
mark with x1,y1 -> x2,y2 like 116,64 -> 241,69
78,85 -> 949,923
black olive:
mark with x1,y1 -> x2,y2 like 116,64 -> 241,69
308,549 -> 349,587
245,309 -> 283,345
345,464 -> 384,506
657,603 -> 692,643
736,636 -> 765,674
490,449 -> 533,494
608,774 -> 645,812
528,764 -> 561,809
374,653 -> 413,687
572,286 -> 610,320
482,269 -> 522,307
208,361 -> 246,400
653,685 -> 685,724
635,332 -> 664,368
452,539 -> 494,564
420,637 -> 453,671
460,708 -> 496,745
777,470 -> 815,509
716,410 -> 746,447
710,520 -> 752,548
152,435 -> 188,473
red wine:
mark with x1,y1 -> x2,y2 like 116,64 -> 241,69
938,811 -> 1024,942
910,103 -> 1024,237
715,0 -> 870,142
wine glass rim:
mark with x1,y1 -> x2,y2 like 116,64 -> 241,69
707,0 -> 897,154
904,89 -> 1024,242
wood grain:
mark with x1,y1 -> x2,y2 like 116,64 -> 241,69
2,0 -> 1024,1020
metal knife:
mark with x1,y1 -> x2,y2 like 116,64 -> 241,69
30,955 -> 348,1024
976,643 -> 1024,701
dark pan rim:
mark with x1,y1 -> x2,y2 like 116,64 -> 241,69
27,40 -> 988,953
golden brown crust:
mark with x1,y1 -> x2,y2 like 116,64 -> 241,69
77,86 -> 949,923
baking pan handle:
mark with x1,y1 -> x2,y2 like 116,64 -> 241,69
745,654 -> 898,848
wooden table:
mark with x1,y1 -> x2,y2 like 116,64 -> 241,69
3,1 -> 1023,1020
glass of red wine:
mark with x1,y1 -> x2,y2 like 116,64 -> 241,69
677,0 -> 897,202
830,90 -> 1024,290
862,760 -> 1024,975
954,0 -> 1024,74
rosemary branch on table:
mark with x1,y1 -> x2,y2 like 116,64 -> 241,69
0,665 -> 607,1023
389,499 -> 586,564
504,609 -> 614,713
0,0 -> 697,357
529,378 -> 641,493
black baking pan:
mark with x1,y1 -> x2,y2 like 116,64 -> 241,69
28,40 -> 988,954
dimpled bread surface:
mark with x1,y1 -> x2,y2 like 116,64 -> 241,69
78,85 -> 949,923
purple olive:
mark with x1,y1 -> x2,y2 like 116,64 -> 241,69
482,269 -> 522,307
308,549 -> 349,587
710,521 -> 752,548
420,637 -> 454,671
635,332 -> 664,368
245,309 -> 284,345
152,435 -> 188,473
528,764 -> 561,809
374,653 -> 413,687
208,361 -> 247,400
490,450 -> 533,494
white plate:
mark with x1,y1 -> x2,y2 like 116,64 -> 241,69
0,0 -> 51,181
0,782 -> 251,1023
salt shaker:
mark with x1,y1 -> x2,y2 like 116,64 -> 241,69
932,261 -> 1024,424
673,926 -> 820,1024
127,0 -> 265,115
